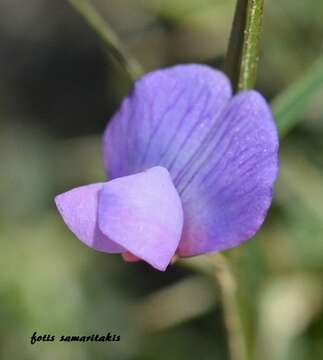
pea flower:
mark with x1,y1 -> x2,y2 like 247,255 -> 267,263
55,64 -> 279,271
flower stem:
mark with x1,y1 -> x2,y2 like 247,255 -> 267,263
67,0 -> 143,81
225,0 -> 264,92
178,254 -> 248,360
212,254 -> 248,360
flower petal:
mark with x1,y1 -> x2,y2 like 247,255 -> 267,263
55,183 -> 124,253
103,64 -> 231,179
102,64 -> 278,258
98,166 -> 183,271
177,91 -> 279,256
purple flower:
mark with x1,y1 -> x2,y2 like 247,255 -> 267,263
55,64 -> 279,271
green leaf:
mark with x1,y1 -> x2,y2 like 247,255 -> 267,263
272,55 -> 323,137
67,0 -> 143,81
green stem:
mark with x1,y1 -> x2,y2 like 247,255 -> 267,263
213,255 -> 248,360
225,0 -> 264,92
178,255 -> 248,360
67,0 -> 143,81
222,4 -> 265,354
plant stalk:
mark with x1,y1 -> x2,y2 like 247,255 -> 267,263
225,0 -> 264,92
67,0 -> 143,81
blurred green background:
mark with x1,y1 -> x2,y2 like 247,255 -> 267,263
1,0 -> 323,359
